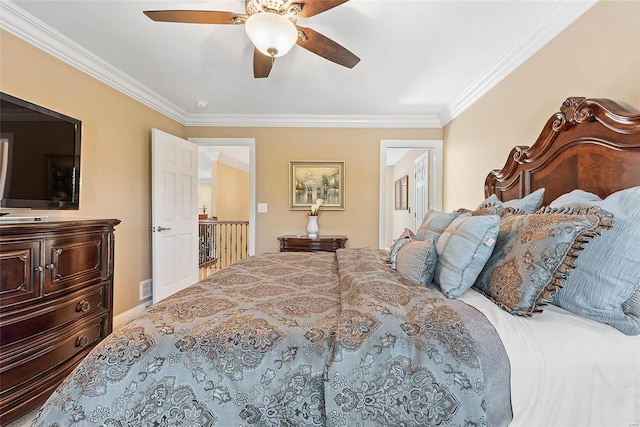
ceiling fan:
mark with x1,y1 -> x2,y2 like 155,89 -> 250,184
144,0 -> 360,78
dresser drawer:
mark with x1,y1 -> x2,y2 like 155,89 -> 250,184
0,241 -> 41,307
0,285 -> 107,347
278,235 -> 348,252
0,315 -> 105,393
44,232 -> 107,296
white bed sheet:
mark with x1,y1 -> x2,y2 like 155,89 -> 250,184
459,289 -> 640,427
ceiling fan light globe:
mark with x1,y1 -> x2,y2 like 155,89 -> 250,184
245,12 -> 297,58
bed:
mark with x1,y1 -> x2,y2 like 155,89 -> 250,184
32,97 -> 640,426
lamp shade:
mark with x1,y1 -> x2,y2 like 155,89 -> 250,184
245,12 -> 298,58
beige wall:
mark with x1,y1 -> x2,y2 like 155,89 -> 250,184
186,127 -> 441,253
443,0 -> 640,211
0,31 -> 185,316
215,162 -> 249,221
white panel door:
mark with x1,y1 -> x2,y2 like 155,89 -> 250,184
414,151 -> 429,232
152,128 -> 198,303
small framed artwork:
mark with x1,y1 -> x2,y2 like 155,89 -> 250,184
394,175 -> 408,210
290,161 -> 345,210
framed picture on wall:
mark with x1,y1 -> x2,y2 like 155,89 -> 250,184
394,175 -> 408,210
289,161 -> 345,210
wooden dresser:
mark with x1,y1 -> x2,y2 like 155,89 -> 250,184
0,219 -> 120,425
278,235 -> 348,252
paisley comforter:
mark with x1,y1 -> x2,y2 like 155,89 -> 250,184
33,248 -> 511,426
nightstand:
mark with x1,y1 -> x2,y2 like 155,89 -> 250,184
277,235 -> 348,253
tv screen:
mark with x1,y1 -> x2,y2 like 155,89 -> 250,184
0,92 -> 81,210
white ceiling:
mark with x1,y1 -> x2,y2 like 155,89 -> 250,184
1,0 -> 596,128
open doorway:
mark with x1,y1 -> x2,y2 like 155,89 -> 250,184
189,138 -> 256,276
379,140 -> 443,248
197,145 -> 250,221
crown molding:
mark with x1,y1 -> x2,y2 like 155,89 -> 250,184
184,113 -> 442,128
438,0 -> 597,126
2,0 -> 595,129
0,1 -> 189,123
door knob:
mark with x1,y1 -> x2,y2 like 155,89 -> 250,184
75,335 -> 90,348
77,300 -> 91,313
157,226 -> 172,232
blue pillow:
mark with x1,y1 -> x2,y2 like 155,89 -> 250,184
387,228 -> 415,269
549,189 -> 602,209
415,209 -> 462,241
435,214 -> 499,298
478,188 -> 545,214
551,186 -> 640,335
395,238 -> 437,285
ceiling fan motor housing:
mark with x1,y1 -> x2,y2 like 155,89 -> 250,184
246,0 -> 300,21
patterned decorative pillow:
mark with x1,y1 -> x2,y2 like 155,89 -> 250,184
395,238 -> 437,285
478,188 -> 545,214
473,206 -> 613,316
387,228 -> 415,269
471,205 -> 522,217
435,214 -> 500,298
415,209 -> 464,241
551,186 -> 640,335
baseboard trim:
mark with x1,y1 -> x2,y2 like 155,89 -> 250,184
113,300 -> 151,330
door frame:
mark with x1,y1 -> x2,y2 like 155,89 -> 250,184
379,139 -> 443,248
188,137 -> 256,256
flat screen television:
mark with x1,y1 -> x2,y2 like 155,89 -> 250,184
0,92 -> 81,210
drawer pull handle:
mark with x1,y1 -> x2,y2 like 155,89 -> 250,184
76,335 -> 90,348
78,300 -> 91,312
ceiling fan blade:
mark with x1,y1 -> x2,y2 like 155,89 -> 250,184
296,0 -> 350,18
296,26 -> 360,69
253,49 -> 273,78
143,10 -> 245,25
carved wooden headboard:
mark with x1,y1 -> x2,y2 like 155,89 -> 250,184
485,97 -> 640,205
